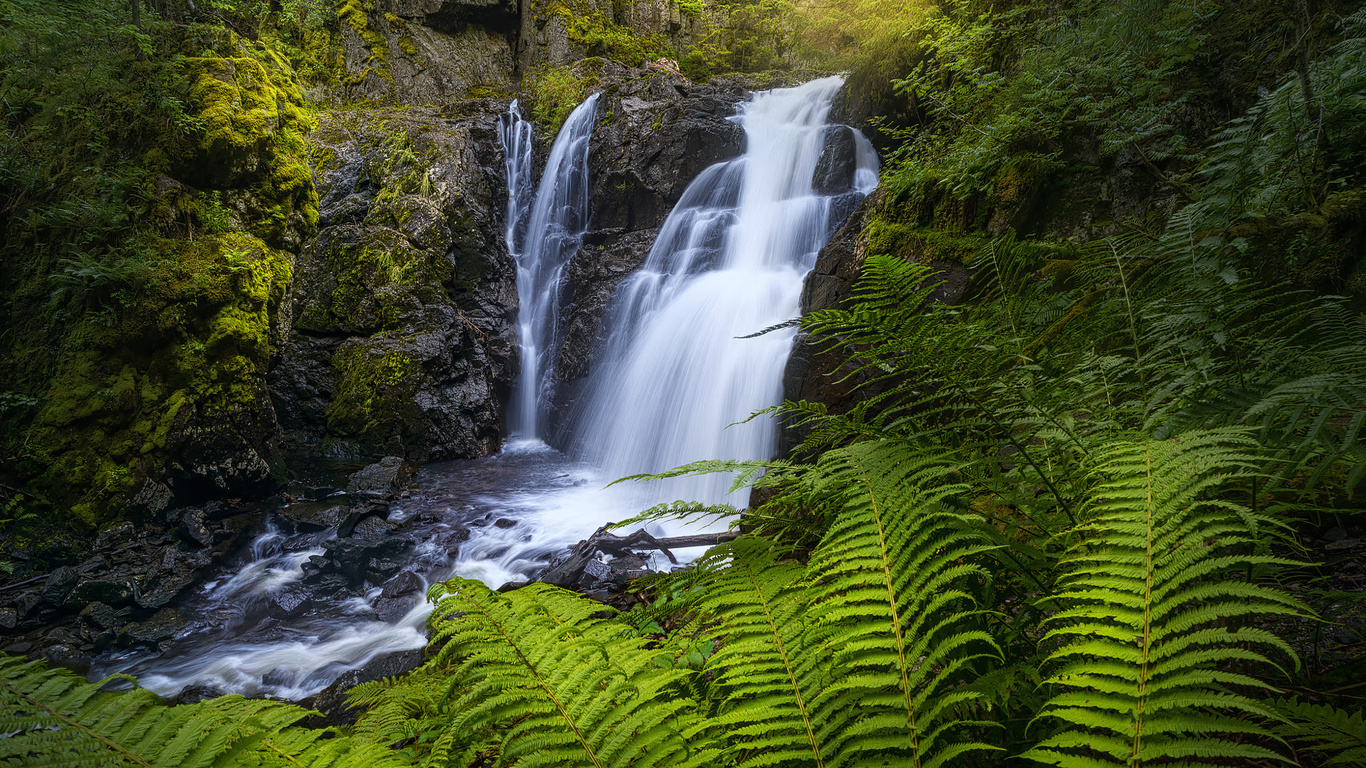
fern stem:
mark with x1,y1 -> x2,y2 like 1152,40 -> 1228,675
740,564 -> 825,768
1130,442 -> 1156,768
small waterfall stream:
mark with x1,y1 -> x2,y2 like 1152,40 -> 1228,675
88,78 -> 875,700
505,95 -> 599,440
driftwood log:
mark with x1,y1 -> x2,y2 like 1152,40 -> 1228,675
537,525 -> 739,589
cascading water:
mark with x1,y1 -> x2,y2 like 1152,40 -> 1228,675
500,99 -> 535,255
505,95 -> 599,440
567,75 -> 877,506
450,76 -> 878,585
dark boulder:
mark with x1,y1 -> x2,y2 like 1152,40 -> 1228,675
812,125 -> 861,196
39,566 -> 79,607
267,585 -> 313,619
346,457 -> 413,499
323,537 -> 414,586
299,648 -> 424,727
351,514 -> 397,541
93,522 -> 137,551
381,569 -> 424,599
119,608 -> 188,648
64,578 -> 135,610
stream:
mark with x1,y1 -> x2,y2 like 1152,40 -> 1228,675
89,76 -> 877,701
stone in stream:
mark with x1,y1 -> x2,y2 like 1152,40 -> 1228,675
299,648 -> 424,728
351,514 -> 396,540
267,585 -> 313,619
346,457 -> 414,499
119,608 -> 188,648
381,570 -> 423,600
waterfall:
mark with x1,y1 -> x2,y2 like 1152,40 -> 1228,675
503,95 -> 599,440
565,75 -> 878,509
499,99 -> 535,256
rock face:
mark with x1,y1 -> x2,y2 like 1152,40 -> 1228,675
543,62 -> 750,432
332,0 -> 517,106
269,104 -> 518,462
0,502 -> 263,669
780,189 -> 970,456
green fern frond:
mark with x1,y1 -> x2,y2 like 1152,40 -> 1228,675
1269,697 -> 1366,767
0,653 -> 408,768
688,537 -> 830,767
423,580 -> 720,768
800,440 -> 1003,768
1023,431 -> 1309,768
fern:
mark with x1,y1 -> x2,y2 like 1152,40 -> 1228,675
798,440 -> 1002,768
419,580 -> 719,768
687,537 -> 828,767
1269,698 -> 1366,767
1023,431 -> 1309,768
0,653 -> 406,768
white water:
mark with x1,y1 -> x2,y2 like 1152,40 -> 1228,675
452,76 -> 878,585
505,95 -> 599,439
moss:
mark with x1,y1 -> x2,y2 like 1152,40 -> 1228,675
866,219 -> 988,264
2,21 -> 315,525
528,65 -> 594,133
325,343 -> 420,453
338,0 -> 394,88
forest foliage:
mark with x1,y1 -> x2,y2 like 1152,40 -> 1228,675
3,0 -> 1366,766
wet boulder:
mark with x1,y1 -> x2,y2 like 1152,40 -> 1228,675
323,537 -> 413,586
267,584 -> 313,619
812,125 -> 862,196
381,570 -> 424,599
346,457 -> 414,499
351,513 -> 397,540
299,648 -> 424,728
119,608 -> 188,648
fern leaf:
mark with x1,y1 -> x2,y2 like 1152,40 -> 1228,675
1269,698 -> 1366,767
0,653 -> 409,768
424,580 -> 720,768
1022,432 -> 1308,768
800,441 -> 1002,768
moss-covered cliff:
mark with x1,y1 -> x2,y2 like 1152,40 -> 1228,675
0,9 -> 318,550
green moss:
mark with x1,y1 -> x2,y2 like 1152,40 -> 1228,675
528,65 -> 593,133
326,343 -> 419,452
866,220 -> 988,264
338,0 -> 394,88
